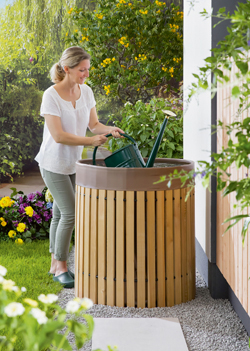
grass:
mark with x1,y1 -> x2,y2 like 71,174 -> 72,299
0,240 -> 65,350
0,240 -> 63,300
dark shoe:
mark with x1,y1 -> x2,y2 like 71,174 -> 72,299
68,269 -> 75,279
53,272 -> 74,289
48,270 -> 75,279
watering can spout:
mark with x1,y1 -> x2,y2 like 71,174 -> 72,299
146,110 -> 177,168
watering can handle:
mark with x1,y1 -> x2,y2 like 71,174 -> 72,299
92,133 -> 137,165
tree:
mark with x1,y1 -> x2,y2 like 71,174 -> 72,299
0,0 -> 92,90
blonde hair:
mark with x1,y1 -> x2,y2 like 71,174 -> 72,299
50,46 -> 91,83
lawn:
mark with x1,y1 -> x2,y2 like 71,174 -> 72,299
0,240 -> 63,300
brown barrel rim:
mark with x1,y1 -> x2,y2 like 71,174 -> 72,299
75,158 -> 195,191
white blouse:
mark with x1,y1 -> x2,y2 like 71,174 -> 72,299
35,84 -> 96,175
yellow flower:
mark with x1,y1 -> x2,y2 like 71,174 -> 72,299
25,206 -> 33,217
0,217 -> 4,221
8,230 -> 16,238
135,57 -> 138,60
66,32 -> 68,36
17,223 -> 26,233
2,279 -> 15,291
0,196 -> 14,208
1,221 -> 7,227
169,67 -> 174,73
121,65 -> 126,68
75,29 -> 78,32
23,298 -> 38,307
112,57 -> 116,61
15,238 -> 24,245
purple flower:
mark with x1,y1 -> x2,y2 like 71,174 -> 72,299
18,196 -> 24,204
33,213 -> 42,224
248,39 -> 250,46
201,171 -> 206,179
13,220 -> 18,227
246,173 -> 248,177
36,191 -> 42,197
193,172 -> 197,178
27,217 -> 32,224
27,193 -> 36,201
36,201 -> 44,208
29,57 -> 33,62
18,203 -> 28,214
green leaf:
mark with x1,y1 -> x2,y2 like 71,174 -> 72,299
204,56 -> 216,63
231,86 -> 241,98
235,60 -> 248,75
168,142 -> 175,150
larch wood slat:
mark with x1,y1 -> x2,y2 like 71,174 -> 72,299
146,191 -> 156,308
137,191 -> 146,308
78,186 -> 85,298
156,191 -> 166,307
98,189 -> 106,305
126,191 -> 135,307
186,190 -> 192,301
166,190 -> 175,307
107,190 -> 116,306
190,189 -> 196,299
181,188 -> 188,303
173,189 -> 182,304
83,187 -> 91,298
116,191 -> 125,307
90,188 -> 98,304
75,185 -> 80,297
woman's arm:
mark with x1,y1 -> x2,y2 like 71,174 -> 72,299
88,106 -> 124,137
44,114 -> 107,146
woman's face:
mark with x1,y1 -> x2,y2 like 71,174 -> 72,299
67,59 -> 90,84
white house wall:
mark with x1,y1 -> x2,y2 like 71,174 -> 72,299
183,0 -> 212,258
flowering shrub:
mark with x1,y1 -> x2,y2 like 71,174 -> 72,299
0,187 -> 53,243
67,0 -> 183,104
0,265 -> 96,351
108,96 -> 183,159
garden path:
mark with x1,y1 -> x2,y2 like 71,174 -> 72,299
0,147 -> 111,198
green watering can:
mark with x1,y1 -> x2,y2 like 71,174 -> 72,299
92,110 -> 176,168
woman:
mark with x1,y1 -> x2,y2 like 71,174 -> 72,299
35,46 -> 123,288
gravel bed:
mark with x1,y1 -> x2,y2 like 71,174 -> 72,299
59,246 -> 249,351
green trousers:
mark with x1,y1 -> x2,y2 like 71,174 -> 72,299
40,167 -> 75,261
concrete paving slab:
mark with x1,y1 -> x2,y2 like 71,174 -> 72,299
92,318 -> 189,351
0,164 -> 45,197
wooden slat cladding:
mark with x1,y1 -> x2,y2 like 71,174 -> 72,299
217,61 -> 250,315
75,187 -> 195,307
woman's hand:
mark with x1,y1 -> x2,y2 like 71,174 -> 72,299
91,134 -> 108,147
108,127 -> 125,138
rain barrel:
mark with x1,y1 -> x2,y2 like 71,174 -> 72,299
75,158 -> 195,308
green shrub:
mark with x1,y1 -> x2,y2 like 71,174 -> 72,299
108,96 -> 183,159
0,85 -> 43,182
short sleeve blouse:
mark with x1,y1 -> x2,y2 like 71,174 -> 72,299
35,84 -> 96,174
